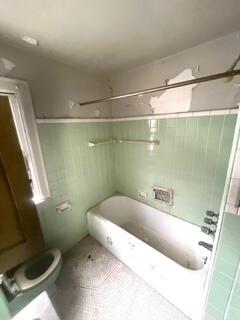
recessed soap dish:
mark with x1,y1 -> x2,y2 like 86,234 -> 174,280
153,186 -> 174,205
56,201 -> 71,214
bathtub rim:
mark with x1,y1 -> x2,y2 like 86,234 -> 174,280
87,191 -> 212,229
87,194 -> 210,272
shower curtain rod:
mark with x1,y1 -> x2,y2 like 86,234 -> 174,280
79,69 -> 240,106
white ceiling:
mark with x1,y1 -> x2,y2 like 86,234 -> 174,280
0,0 -> 240,74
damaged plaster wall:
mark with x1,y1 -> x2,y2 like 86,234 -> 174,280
149,68 -> 197,114
109,32 -> 240,117
0,39 -> 111,118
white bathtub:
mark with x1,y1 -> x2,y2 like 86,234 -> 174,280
87,195 -> 212,320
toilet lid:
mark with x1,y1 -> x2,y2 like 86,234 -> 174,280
14,248 -> 61,291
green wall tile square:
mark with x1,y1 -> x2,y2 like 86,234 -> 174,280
226,306 -> 240,320
214,256 -> 238,279
206,304 -> 224,320
208,282 -> 230,315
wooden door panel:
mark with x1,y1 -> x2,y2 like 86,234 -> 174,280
0,155 -> 25,252
0,95 -> 45,272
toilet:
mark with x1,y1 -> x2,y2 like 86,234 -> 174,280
13,248 -> 62,294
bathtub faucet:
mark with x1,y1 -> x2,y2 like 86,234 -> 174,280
198,241 -> 213,251
206,210 -> 219,219
201,226 -> 216,236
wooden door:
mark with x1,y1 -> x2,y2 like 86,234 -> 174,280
0,96 -> 45,273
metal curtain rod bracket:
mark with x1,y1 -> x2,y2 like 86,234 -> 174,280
79,69 -> 240,106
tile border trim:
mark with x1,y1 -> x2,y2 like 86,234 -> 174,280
36,108 -> 238,124
36,117 -> 113,124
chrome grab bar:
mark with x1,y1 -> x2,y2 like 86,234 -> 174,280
89,138 -> 160,147
119,139 -> 160,145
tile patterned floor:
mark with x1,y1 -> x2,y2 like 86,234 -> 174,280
51,236 -> 189,320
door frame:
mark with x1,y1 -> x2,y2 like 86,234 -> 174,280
0,77 -> 50,203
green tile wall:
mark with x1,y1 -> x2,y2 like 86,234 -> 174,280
37,122 -> 115,253
206,213 -> 240,320
0,289 -> 10,320
37,116 -> 236,253
113,115 -> 236,226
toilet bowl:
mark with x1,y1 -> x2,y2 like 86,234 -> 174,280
14,248 -> 62,293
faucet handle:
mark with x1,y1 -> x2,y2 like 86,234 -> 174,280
201,226 -> 216,236
206,210 -> 219,219
204,217 -> 218,226
201,226 -> 210,234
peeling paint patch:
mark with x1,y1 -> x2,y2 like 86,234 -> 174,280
150,69 -> 197,114
0,57 -> 16,74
